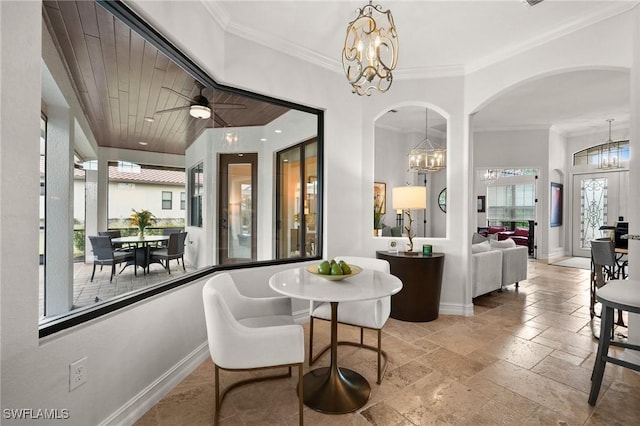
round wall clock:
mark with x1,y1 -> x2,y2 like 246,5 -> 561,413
438,188 -> 447,213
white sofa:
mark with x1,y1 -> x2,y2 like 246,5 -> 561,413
471,237 -> 528,298
472,249 -> 503,297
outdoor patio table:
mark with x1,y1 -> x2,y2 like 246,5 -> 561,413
112,235 -> 169,274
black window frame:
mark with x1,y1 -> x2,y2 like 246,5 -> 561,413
38,0 -> 324,338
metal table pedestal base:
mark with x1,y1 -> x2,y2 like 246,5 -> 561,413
303,366 -> 370,414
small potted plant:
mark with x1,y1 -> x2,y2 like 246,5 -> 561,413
130,208 -> 155,238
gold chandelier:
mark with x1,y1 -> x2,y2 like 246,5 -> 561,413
342,1 -> 398,96
408,109 -> 446,172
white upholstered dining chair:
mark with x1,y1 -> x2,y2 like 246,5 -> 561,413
308,256 -> 391,384
202,273 -> 304,425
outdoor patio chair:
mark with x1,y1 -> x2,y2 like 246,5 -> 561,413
155,228 -> 182,248
98,230 -> 129,251
149,232 -> 187,274
88,235 -> 136,282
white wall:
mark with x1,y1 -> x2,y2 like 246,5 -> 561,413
2,2 -> 640,425
548,127 -> 568,259
362,78 -> 470,315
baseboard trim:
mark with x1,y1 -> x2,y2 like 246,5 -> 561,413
99,341 -> 210,426
293,308 -> 310,324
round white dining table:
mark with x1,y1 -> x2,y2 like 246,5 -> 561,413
269,265 -> 402,414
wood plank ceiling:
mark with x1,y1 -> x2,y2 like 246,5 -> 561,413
43,0 -> 289,156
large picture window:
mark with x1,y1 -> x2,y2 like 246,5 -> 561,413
38,0 -> 323,336
487,183 -> 535,226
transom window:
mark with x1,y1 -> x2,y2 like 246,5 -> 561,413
573,141 -> 629,166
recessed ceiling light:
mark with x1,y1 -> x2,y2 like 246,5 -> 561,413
260,138 -> 267,142
138,141 -> 148,146
274,129 -> 283,134
144,117 -> 155,123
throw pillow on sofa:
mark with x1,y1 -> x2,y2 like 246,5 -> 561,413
472,241 -> 491,253
490,238 -> 516,249
513,228 -> 529,237
472,232 -> 488,244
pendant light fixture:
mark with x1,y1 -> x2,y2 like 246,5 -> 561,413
480,169 -> 499,184
342,1 -> 398,96
599,118 -> 621,169
408,109 -> 446,172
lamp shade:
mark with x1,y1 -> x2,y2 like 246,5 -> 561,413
392,186 -> 426,210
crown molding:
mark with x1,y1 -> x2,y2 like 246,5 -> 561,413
395,65 -> 465,80
473,124 -> 552,133
200,0 -> 231,30
201,1 -> 639,80
467,1 -> 640,74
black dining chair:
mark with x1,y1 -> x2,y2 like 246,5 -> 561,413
154,228 -> 181,248
98,230 -> 131,251
149,232 -> 187,274
590,238 -> 627,333
88,235 -> 136,282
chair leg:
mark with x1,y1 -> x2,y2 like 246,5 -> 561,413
91,263 -> 97,282
360,327 -> 364,345
515,281 -> 519,289
181,255 -> 186,271
589,305 -> 614,406
214,364 -> 220,426
615,308 -> 626,327
308,316 -> 315,366
377,329 -> 382,385
298,363 -> 303,426
110,264 -> 116,283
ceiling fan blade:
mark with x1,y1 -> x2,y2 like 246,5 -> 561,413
213,111 -> 229,128
155,105 -> 190,114
212,103 -> 247,110
161,86 -> 195,103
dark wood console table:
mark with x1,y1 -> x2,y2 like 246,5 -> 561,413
376,251 -> 445,322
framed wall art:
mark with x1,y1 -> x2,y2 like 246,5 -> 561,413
477,195 -> 486,213
374,182 -> 386,214
550,182 -> 563,227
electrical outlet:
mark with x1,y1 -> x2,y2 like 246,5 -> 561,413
69,357 -> 87,391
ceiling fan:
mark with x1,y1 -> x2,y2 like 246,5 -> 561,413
155,83 -> 246,124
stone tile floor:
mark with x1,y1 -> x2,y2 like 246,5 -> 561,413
134,259 -> 640,425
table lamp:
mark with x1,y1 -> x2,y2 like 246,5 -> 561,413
392,186 -> 427,253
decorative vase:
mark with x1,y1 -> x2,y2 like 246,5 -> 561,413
138,228 -> 145,238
